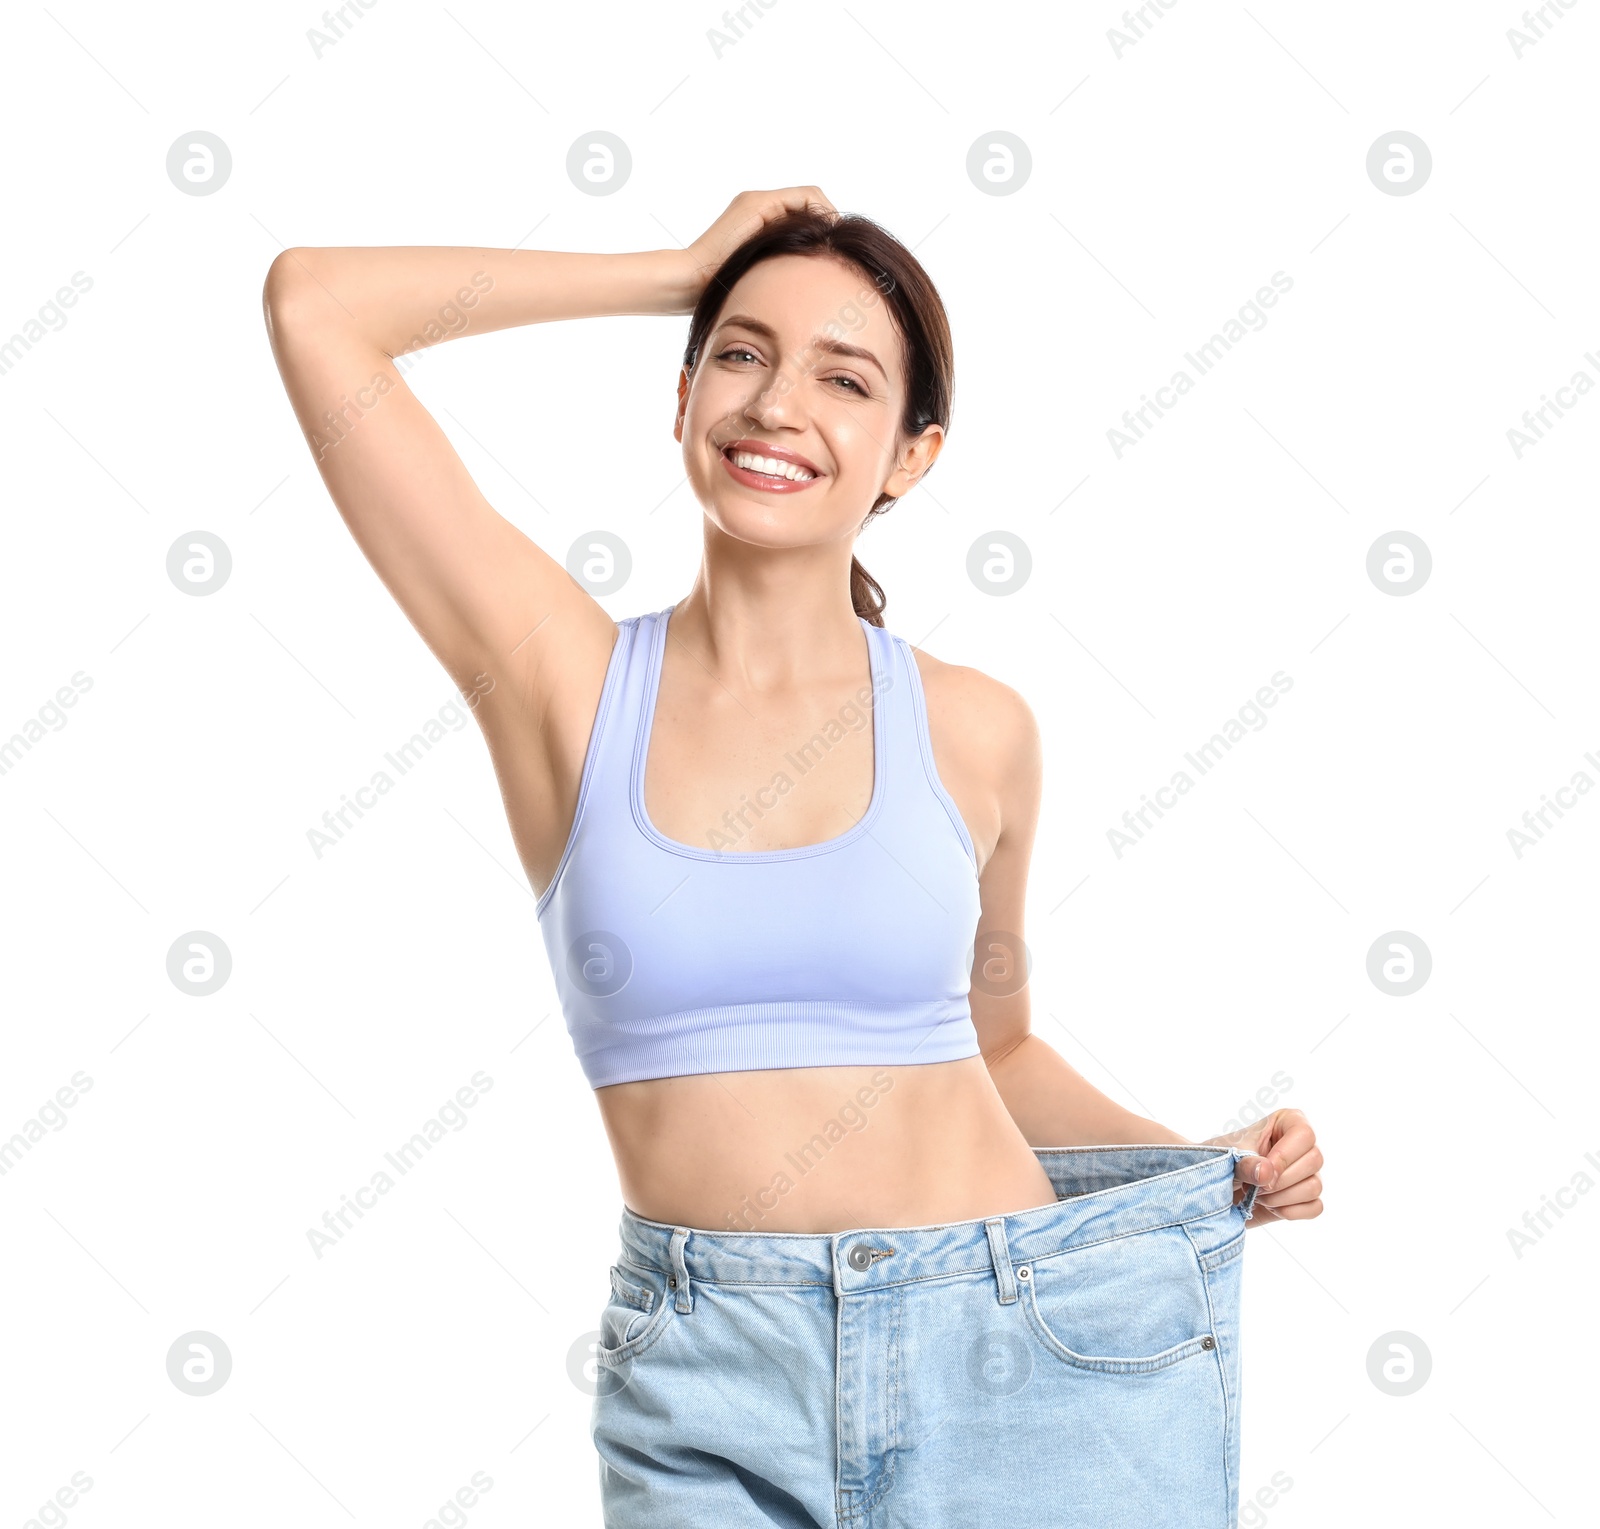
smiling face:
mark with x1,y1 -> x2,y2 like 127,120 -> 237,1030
674,252 -> 943,555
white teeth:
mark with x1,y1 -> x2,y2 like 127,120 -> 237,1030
730,450 -> 814,482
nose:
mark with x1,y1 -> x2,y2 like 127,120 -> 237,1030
742,367 -> 808,432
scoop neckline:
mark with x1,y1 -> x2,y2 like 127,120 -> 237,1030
630,603 -> 889,862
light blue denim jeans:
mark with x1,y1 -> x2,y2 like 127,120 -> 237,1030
592,1144 -> 1259,1528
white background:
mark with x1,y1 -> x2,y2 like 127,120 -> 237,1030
2,2 -> 1596,1525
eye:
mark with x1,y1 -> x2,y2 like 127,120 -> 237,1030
828,375 -> 868,396
716,346 -> 760,364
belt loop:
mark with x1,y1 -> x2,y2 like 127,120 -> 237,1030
1234,1149 -> 1261,1221
984,1217 -> 1018,1305
669,1226 -> 693,1312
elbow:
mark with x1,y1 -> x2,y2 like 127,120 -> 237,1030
980,1030 -> 1032,1074
261,247 -> 323,338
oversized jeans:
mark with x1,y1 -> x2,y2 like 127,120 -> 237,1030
591,1144 -> 1259,1528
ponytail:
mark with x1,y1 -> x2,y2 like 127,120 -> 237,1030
849,555 -> 886,627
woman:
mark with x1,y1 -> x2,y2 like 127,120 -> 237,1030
263,186 -> 1323,1527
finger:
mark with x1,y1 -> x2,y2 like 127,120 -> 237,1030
1266,1143 -> 1323,1193
777,186 -> 830,215
1260,1112 -> 1316,1175
1252,1195 -> 1324,1223
1257,1173 -> 1322,1210
1236,1153 -> 1280,1190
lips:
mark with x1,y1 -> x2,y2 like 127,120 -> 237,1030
718,438 -> 825,493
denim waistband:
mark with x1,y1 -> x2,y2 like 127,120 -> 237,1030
618,1144 -> 1259,1311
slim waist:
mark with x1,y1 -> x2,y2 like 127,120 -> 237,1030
617,1143 -> 1257,1298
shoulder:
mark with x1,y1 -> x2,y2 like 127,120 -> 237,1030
877,636 -> 1041,871
905,641 -> 1042,865
907,642 -> 1039,764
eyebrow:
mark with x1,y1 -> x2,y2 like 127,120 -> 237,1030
711,314 -> 887,381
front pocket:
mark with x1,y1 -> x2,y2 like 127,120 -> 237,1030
1017,1223 -> 1217,1374
595,1262 -> 674,1368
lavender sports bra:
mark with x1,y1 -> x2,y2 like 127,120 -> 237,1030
535,606 -> 983,1088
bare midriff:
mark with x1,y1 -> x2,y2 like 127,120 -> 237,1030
595,1054 -> 1060,1233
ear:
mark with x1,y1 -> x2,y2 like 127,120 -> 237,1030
673,368 -> 690,442
883,424 -> 944,497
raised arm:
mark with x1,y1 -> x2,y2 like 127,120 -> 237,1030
260,241 -> 696,889
260,242 -> 698,693
259,191 -> 835,891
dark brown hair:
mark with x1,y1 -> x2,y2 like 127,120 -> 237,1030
681,207 -> 953,627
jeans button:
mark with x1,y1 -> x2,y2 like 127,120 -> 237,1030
847,1244 -> 873,1271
